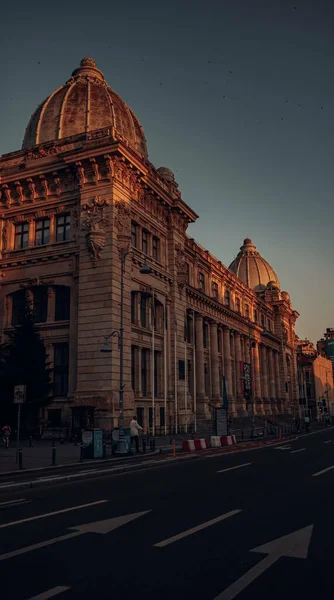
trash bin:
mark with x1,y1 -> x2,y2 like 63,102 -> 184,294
111,428 -> 131,454
81,429 -> 103,459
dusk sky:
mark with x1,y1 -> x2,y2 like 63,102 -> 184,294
1,0 -> 333,343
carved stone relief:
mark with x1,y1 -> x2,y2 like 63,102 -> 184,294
81,196 -> 110,265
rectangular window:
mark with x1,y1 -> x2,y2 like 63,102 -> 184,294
131,293 -> 136,324
217,329 -> 222,353
15,222 -> 29,250
152,236 -> 159,261
160,407 -> 165,428
261,314 -> 265,327
137,407 -> 144,427
154,351 -> 159,395
142,229 -> 148,254
254,309 -> 258,323
35,218 -> 50,246
55,286 -> 70,321
225,290 -> 230,308
245,305 -> 250,319
149,407 -> 153,429
212,282 -> 218,299
12,290 -> 26,326
203,322 -> 208,349
53,343 -> 69,397
131,346 -> 136,391
33,286 -> 48,323
236,297 -> 241,313
131,221 -> 138,248
141,349 -> 148,395
268,320 -> 272,331
56,214 -> 70,242
199,272 -> 205,291
179,359 -> 185,380
140,295 -> 147,328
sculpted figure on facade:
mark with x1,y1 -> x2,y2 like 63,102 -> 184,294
75,162 -> 85,187
2,185 -> 11,206
40,177 -> 49,198
82,197 -> 110,265
14,181 -> 23,205
53,176 -> 61,197
27,178 -> 36,201
90,158 -> 99,183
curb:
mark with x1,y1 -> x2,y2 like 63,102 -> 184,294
0,450 -> 159,479
0,426 -> 331,493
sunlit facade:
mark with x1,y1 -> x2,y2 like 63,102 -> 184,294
0,58 -> 299,432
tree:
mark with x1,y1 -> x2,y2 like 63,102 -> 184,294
0,299 -> 52,430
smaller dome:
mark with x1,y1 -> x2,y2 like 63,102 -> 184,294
281,291 -> 291,302
157,166 -> 177,186
229,238 -> 280,291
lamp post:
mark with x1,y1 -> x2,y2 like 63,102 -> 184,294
100,246 -> 129,455
140,262 -> 156,437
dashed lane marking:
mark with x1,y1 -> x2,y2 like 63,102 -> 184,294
217,463 -> 252,474
154,509 -> 242,547
27,586 -> 71,600
324,440 -> 332,444
0,498 -> 28,508
312,465 -> 334,477
290,448 -> 306,454
0,500 -> 108,529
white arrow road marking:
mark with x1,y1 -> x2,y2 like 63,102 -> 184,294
213,525 -> 313,600
27,586 -> 71,600
217,463 -> 252,474
274,446 -> 291,451
312,465 -> 334,477
290,448 -> 306,454
154,509 -> 242,548
0,499 -> 107,530
0,510 -> 150,561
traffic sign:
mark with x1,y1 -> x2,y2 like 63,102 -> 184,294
14,385 -> 26,404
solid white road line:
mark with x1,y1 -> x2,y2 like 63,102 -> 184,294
312,465 -> 334,477
290,448 -> 306,454
0,498 -> 28,507
0,500 -> 107,529
217,463 -> 252,474
154,509 -> 242,548
27,586 -> 71,600
324,440 -> 332,444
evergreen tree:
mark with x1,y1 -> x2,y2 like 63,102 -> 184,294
0,299 -> 52,429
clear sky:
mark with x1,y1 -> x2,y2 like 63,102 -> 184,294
1,0 -> 333,344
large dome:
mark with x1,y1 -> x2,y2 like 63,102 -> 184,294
229,238 -> 280,291
22,57 -> 148,157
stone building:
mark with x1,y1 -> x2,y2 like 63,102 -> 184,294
296,339 -> 334,418
0,58 -> 299,433
317,328 -> 334,375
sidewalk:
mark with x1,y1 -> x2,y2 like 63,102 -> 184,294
0,440 -> 82,473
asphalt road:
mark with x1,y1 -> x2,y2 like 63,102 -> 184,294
0,427 -> 333,600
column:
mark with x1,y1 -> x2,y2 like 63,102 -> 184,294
252,342 -> 263,414
223,327 -> 236,415
260,345 -> 270,414
195,315 -> 206,399
234,332 -> 242,398
268,349 -> 276,413
274,351 -> 282,412
210,322 -> 220,400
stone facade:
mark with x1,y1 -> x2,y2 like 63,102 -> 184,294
0,58 -> 300,433
297,339 -> 334,418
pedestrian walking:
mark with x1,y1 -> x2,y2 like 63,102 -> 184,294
130,416 -> 142,453
325,414 -> 330,427
2,424 -> 11,448
304,415 -> 310,433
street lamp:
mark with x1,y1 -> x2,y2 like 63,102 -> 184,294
100,246 -> 130,455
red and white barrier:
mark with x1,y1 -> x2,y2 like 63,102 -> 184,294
220,435 -> 236,446
182,440 -> 196,452
182,438 -> 208,452
210,436 -> 222,447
